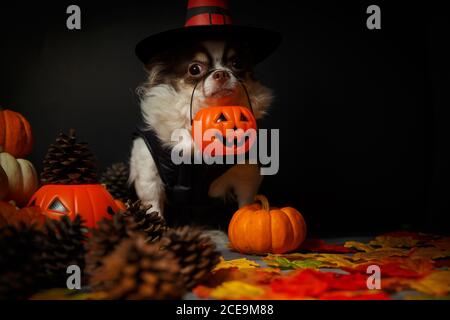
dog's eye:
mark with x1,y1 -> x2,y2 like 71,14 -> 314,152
231,58 -> 244,71
188,63 -> 205,77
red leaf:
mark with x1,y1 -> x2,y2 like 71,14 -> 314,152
301,239 -> 355,253
320,291 -> 390,300
192,285 -> 213,299
270,269 -> 329,297
434,259 -> 450,268
269,269 -> 369,298
326,273 -> 369,291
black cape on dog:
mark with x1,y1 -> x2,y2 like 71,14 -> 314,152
134,126 -> 237,229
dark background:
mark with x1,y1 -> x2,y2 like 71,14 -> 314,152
0,1 -> 448,236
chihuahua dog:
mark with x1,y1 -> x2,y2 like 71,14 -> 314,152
129,39 -> 273,219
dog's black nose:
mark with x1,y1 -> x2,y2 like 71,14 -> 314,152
212,70 -> 230,82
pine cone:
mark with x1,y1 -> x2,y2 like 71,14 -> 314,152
85,201 -> 166,276
100,163 -> 137,202
41,129 -> 98,185
122,200 -> 167,243
160,226 -> 221,289
40,216 -> 87,288
90,236 -> 185,300
85,213 -> 132,276
0,224 -> 46,299
0,216 -> 87,298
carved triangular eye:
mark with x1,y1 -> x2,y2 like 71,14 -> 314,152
48,197 -> 69,213
107,206 -> 115,216
216,113 -> 227,122
240,113 -> 248,122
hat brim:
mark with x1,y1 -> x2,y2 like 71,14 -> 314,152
135,25 -> 282,65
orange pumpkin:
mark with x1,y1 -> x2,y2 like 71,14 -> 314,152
0,109 -> 33,158
228,195 -> 307,254
28,184 -> 121,228
192,106 -> 257,156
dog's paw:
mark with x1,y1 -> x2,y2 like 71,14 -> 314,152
203,229 -> 228,249
208,178 -> 228,199
140,200 -> 163,217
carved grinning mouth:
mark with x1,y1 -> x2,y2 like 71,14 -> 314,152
214,132 -> 250,148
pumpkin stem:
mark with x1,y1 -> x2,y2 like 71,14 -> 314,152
254,195 -> 270,211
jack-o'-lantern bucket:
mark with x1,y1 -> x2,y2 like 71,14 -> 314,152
190,70 -> 257,156
28,184 -> 124,229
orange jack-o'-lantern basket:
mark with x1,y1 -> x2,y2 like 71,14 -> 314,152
27,130 -> 124,228
190,70 -> 258,157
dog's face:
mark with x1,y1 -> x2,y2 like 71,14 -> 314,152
139,39 -> 273,144
181,41 -> 252,105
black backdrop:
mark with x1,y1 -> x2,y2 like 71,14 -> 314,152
1,1 -> 448,236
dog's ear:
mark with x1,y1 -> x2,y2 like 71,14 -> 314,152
228,40 -> 256,69
143,51 -> 167,72
143,51 -> 173,88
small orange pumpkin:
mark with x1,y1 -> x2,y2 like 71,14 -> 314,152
192,106 -> 257,156
228,195 -> 307,254
28,184 -> 122,228
0,109 -> 34,158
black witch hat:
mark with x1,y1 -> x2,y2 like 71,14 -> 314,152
135,0 -> 282,65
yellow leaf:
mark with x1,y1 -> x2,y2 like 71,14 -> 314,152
257,267 -> 282,274
313,254 -> 356,268
213,257 -> 260,271
265,253 -> 356,268
30,289 -> 73,300
410,247 -> 450,260
344,241 -> 374,252
352,248 -> 410,261
267,247 -> 414,268
408,271 -> 450,296
210,281 -> 265,299
430,238 -> 450,250
369,235 -> 419,248
30,289 -> 108,300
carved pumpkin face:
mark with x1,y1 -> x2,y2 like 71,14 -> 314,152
192,106 -> 257,156
28,184 -> 120,228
